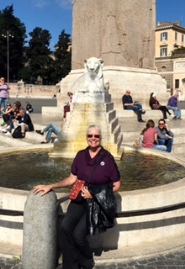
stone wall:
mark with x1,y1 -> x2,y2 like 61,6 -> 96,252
8,83 -> 58,98
72,0 -> 156,70
155,58 -> 174,90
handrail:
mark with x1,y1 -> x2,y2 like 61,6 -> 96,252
116,201 -> 185,217
0,208 -> 23,216
1,201 -> 185,218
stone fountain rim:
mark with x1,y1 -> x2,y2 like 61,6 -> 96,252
0,144 -> 185,197
121,144 -> 185,167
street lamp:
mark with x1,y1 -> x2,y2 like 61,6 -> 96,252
2,30 -> 14,83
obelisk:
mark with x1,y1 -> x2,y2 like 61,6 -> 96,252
43,0 -> 167,120
72,0 -> 156,70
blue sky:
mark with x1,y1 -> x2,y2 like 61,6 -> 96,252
0,0 -> 73,50
157,0 -> 185,26
0,0 -> 185,50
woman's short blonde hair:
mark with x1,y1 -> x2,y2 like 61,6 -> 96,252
86,125 -> 102,138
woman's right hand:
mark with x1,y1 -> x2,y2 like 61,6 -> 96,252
81,186 -> 93,199
33,185 -> 52,196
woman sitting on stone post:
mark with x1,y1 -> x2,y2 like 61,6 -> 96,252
34,124 -> 121,269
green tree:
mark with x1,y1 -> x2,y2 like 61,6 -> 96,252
53,30 -> 71,83
26,27 -> 53,84
18,46 -> 32,83
0,5 -> 26,82
171,46 -> 185,56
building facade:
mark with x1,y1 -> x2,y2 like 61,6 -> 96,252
155,21 -> 185,99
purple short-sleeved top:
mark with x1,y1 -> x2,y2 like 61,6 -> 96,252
0,84 -> 9,98
71,147 -> 120,185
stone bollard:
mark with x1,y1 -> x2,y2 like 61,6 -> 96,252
22,190 -> 58,269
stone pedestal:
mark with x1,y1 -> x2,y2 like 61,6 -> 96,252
76,91 -> 111,103
22,191 -> 58,269
50,91 -> 122,159
42,66 -> 168,119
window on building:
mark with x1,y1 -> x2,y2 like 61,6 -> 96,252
182,78 -> 185,84
160,47 -> 167,57
182,34 -> 184,43
161,66 -> 166,71
175,79 -> 179,89
160,32 -> 168,41
175,32 -> 178,41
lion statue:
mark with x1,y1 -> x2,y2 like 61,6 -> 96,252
84,57 -> 108,92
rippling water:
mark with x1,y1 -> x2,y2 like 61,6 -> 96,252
0,151 -> 185,192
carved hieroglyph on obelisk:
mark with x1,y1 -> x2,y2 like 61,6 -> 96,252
72,0 -> 156,70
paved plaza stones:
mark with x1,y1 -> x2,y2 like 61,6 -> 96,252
1,246 -> 185,268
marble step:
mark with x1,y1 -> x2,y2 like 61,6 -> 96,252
119,109 -> 185,119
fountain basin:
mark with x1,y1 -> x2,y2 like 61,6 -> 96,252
0,146 -> 185,256
0,148 -> 185,191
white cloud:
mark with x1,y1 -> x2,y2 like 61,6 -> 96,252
55,0 -> 72,9
33,0 -> 50,8
32,0 -> 72,9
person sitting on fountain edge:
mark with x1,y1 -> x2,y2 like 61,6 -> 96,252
149,92 -> 172,121
167,91 -> 182,120
25,101 -> 33,114
63,92 -> 76,121
155,119 -> 174,153
8,107 -> 34,138
36,123 -> 61,144
122,90 -> 145,122
140,119 -> 167,151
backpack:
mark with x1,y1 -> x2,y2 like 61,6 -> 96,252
12,126 -> 23,139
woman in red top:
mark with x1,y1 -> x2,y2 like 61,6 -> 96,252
141,119 -> 166,151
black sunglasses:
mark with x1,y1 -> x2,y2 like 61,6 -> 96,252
87,134 -> 100,138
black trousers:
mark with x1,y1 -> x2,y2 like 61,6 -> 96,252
60,200 -> 94,269
159,106 -> 171,119
2,114 -> 10,123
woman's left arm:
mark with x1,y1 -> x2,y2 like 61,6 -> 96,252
113,181 -> 121,192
